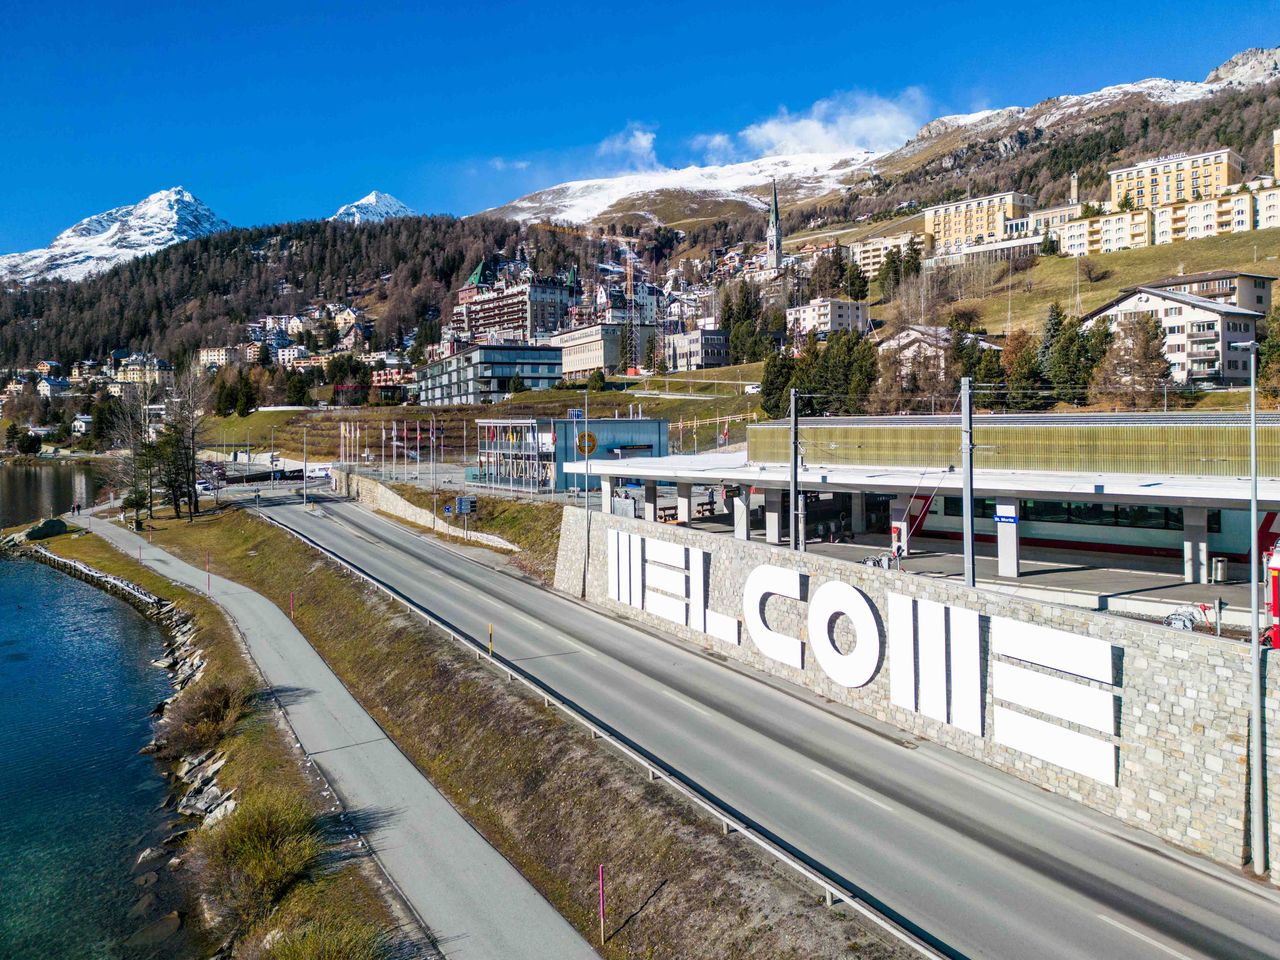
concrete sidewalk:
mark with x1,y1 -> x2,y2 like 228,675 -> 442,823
80,513 -> 596,960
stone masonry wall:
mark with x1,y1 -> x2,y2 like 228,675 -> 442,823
556,507 -> 1279,874
333,470 -> 517,551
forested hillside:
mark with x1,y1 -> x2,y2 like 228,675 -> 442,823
0,215 -> 533,367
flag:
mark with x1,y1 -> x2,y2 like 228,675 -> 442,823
416,421 -> 421,442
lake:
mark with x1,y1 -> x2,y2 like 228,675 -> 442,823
0,462 -> 192,957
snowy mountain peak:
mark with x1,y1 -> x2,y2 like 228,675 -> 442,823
0,187 -> 229,284
1205,46 -> 1280,85
329,191 -> 417,224
906,46 -> 1280,146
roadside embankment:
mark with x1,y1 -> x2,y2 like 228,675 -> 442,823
139,504 -> 909,958
387,481 -> 564,582
27,525 -> 405,960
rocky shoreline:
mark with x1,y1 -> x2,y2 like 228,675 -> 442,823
14,535 -> 237,957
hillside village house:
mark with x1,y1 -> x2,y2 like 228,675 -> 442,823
1082,286 -> 1262,385
878,325 -> 999,385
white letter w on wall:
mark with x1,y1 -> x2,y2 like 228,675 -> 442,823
886,592 -> 983,736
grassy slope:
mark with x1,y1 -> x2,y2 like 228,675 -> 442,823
205,382 -> 763,462
138,506 -> 905,959
39,527 -> 395,954
880,227 -> 1280,337
389,484 -> 563,582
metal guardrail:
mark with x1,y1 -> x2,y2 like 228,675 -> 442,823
254,505 -> 954,960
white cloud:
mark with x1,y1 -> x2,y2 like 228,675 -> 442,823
692,88 -> 931,163
689,132 -> 736,165
596,122 -> 662,171
489,157 -> 530,171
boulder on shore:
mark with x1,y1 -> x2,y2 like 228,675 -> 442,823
24,518 -> 67,541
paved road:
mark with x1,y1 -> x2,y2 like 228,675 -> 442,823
256,493 -> 1280,960
81,513 -> 596,960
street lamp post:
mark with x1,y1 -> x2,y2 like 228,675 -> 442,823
1237,340 -> 1266,876
302,425 -> 309,508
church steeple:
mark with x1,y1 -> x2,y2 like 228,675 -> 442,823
765,179 -> 782,270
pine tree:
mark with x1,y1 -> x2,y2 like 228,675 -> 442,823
760,351 -> 796,419
844,261 -> 869,301
4,422 -> 18,449
508,372 -> 526,395
1002,329 -> 1045,410
973,347 -> 1006,408
1038,302 -> 1065,368
235,374 -> 256,417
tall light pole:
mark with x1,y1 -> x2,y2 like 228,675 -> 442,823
1239,340 -> 1266,876
302,425 -> 309,507
789,388 -> 799,550
961,376 -> 975,588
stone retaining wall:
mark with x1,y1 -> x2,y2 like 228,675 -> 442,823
556,507 -> 1280,875
332,470 -> 518,551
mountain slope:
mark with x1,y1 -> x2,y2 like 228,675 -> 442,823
0,187 -> 229,283
330,191 -> 416,224
491,47 -> 1280,227
485,152 -> 876,226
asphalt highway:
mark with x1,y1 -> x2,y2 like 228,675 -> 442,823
259,494 -> 1280,960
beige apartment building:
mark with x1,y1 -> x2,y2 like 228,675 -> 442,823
1108,148 -> 1244,211
548,322 -> 658,378
785,297 -> 869,338
1056,209 -> 1153,257
845,231 -> 932,274
922,192 -> 1036,254
1154,191 -> 1257,244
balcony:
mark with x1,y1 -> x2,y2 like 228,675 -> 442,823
1187,349 -> 1219,360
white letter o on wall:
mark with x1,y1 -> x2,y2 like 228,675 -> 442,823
806,581 -> 882,687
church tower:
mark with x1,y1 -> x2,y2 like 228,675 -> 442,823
765,180 -> 782,270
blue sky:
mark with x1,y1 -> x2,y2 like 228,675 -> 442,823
1,1 -> 1275,251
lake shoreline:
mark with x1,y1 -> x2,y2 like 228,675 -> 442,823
14,533 -> 209,957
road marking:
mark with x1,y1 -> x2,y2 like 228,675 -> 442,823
1096,914 -> 1197,960
810,767 -> 894,813
660,688 -> 711,717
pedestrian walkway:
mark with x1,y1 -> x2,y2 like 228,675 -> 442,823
80,513 -> 596,960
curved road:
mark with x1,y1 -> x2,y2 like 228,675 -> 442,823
258,493 -> 1280,960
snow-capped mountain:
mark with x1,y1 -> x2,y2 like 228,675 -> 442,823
491,47 -> 1280,226
0,187 -> 229,284
894,46 -> 1280,156
486,152 -> 876,225
329,191 -> 417,225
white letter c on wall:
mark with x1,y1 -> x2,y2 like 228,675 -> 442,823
807,581 -> 882,687
743,565 -> 804,669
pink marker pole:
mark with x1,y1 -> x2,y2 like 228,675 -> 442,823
290,591 -> 295,620
206,551 -> 211,594
598,863 -> 605,946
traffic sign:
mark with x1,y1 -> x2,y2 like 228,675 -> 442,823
576,431 -> 597,456
455,496 -> 477,516
444,505 -> 452,515
568,408 -> 584,420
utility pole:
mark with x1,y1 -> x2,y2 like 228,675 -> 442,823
789,388 -> 799,550
582,386 -> 592,598
1247,342 -> 1266,876
302,425 -> 308,507
961,376 -> 975,588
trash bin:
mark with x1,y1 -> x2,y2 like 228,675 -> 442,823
1212,557 -> 1227,583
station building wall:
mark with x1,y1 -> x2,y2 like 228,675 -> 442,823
555,506 -> 1280,876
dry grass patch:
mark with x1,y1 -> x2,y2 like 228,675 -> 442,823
141,506 -> 909,959
39,527 -> 402,958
